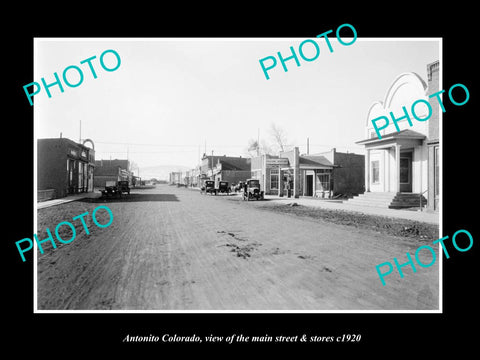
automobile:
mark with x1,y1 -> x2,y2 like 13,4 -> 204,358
100,180 -> 130,197
201,180 -> 216,195
117,180 -> 131,195
216,181 -> 230,195
242,179 -> 264,201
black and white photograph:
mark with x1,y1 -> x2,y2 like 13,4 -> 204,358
6,6 -> 477,354
32,37 -> 441,311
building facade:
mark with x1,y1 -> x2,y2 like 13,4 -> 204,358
356,61 -> 440,211
211,156 -> 251,188
94,159 -> 132,188
37,137 -> 95,199
316,148 -> 365,197
199,154 -> 251,188
251,147 -> 336,198
169,171 -> 182,185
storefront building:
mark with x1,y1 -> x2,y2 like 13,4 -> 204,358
37,137 -> 95,199
94,159 -> 132,188
356,61 -> 440,211
199,154 -> 251,188
251,147 -> 336,198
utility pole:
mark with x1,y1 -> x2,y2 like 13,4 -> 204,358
307,137 -> 310,155
211,149 -> 213,172
79,120 -> 82,143
257,128 -> 260,156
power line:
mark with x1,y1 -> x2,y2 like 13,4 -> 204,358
95,141 -> 246,148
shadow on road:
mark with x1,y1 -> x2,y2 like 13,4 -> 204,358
78,193 -> 179,203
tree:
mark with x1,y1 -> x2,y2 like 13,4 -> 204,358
246,138 -> 273,157
270,123 -> 289,153
247,139 -> 259,157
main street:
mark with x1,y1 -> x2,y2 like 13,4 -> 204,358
37,184 -> 439,310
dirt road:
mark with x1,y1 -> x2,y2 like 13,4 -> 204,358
36,185 -> 439,310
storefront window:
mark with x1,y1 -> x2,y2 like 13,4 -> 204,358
270,169 -> 279,190
316,173 -> 330,191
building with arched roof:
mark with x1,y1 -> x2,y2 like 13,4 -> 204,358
356,61 -> 440,211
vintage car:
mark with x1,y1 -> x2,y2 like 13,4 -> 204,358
200,180 -> 216,195
242,179 -> 264,201
216,181 -> 230,195
100,180 -> 130,197
117,180 -> 131,195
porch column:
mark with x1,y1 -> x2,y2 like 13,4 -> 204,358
395,144 -> 401,193
262,154 -> 267,193
365,149 -> 370,192
278,165 -> 283,197
293,147 -> 300,198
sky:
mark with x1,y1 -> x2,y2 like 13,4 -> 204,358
34,38 -> 440,176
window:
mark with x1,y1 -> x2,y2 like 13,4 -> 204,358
400,158 -> 410,183
270,169 -> 279,190
371,160 -> 380,183
316,174 -> 330,191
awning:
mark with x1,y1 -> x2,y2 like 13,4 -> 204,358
299,155 -> 335,169
356,129 -> 426,149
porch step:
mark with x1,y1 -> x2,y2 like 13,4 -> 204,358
347,192 -> 426,209
390,193 -> 427,209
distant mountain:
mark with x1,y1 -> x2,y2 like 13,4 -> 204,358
139,165 -> 191,181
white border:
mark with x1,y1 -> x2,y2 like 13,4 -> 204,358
33,37 -> 443,314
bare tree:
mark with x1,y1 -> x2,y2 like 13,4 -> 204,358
245,138 -> 274,157
247,138 -> 259,156
129,160 -> 140,176
270,123 -> 288,153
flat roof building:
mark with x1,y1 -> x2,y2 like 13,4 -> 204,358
37,137 -> 95,200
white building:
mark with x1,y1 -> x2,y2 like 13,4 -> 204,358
355,61 -> 440,210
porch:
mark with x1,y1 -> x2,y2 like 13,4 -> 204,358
356,129 -> 426,194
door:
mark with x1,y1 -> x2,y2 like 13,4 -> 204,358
306,174 -> 313,196
68,159 -> 76,194
400,151 -> 412,192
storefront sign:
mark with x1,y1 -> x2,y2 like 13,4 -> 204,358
266,158 -> 289,166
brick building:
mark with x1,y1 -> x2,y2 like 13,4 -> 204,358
426,61 -> 440,211
93,159 -> 132,188
37,137 -> 95,199
211,156 -> 252,188
315,148 -> 365,197
199,154 -> 251,188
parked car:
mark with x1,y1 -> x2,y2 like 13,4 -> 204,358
243,179 -> 264,201
100,180 -> 130,197
117,180 -> 131,195
201,180 -> 216,195
216,181 -> 230,195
